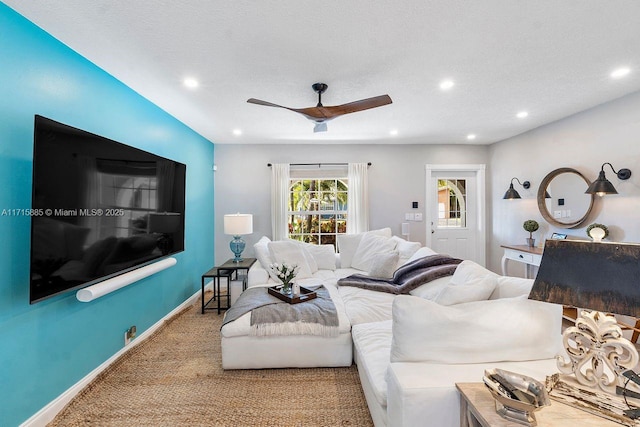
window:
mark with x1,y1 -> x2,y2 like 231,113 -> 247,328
288,178 -> 348,247
437,179 -> 467,228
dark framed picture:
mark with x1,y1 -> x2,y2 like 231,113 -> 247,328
551,232 -> 567,240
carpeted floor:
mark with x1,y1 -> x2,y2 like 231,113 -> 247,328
49,293 -> 374,426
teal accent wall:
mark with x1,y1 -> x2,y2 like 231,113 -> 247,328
0,4 -> 215,425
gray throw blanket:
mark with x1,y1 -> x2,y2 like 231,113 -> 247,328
221,285 -> 339,337
337,254 -> 462,294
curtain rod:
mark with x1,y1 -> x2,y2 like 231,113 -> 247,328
267,162 -> 371,167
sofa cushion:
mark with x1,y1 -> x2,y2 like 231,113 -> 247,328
253,236 -> 273,270
351,233 -> 397,272
352,320 -> 393,407
337,228 -> 392,268
267,240 -> 313,279
390,295 -> 562,364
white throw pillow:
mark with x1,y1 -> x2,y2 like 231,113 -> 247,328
390,236 -> 422,267
432,280 -> 496,305
390,295 -> 562,364
288,239 -> 335,271
368,251 -> 400,279
405,246 -> 438,264
490,276 -> 534,300
267,240 -> 313,279
351,233 -> 398,272
449,260 -> 499,286
253,236 -> 273,270
337,227 -> 392,268
408,276 -> 452,299
306,244 -> 337,270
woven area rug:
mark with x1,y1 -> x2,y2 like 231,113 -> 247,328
49,293 -> 374,426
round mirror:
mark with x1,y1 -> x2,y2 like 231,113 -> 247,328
537,168 -> 594,228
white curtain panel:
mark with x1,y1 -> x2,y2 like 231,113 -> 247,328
347,162 -> 369,234
271,163 -> 290,240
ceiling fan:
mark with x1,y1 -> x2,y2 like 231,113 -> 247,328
247,83 -> 392,133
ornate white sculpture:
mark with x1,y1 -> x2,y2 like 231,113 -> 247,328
557,310 -> 639,394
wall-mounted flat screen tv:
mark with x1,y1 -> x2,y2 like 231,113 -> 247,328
30,115 -> 186,303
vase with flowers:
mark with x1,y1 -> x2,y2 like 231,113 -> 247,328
269,262 -> 299,294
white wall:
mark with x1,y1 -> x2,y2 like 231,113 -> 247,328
214,143 -> 488,265
488,90 -> 640,275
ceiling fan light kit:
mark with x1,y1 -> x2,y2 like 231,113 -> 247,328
247,83 -> 392,132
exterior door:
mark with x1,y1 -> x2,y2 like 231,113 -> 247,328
426,164 -> 486,266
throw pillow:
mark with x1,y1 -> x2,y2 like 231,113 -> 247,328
408,276 -> 452,299
305,243 -> 337,270
449,260 -> 499,286
267,240 -> 313,279
390,295 -> 562,364
351,233 -> 397,272
432,280 -> 496,305
390,236 -> 422,267
405,246 -> 438,264
253,236 -> 273,270
368,251 -> 400,279
490,276 -> 534,300
337,228 -> 392,268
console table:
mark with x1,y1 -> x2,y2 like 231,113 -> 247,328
456,382 -> 619,426
201,258 -> 256,314
500,244 -> 543,278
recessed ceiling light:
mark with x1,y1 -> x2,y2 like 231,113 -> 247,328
516,111 -> 529,119
389,129 -> 398,136
611,67 -> 631,79
232,129 -> 242,136
183,77 -> 199,89
439,80 -> 455,91
466,134 -> 476,140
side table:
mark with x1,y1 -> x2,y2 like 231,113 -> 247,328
201,258 -> 256,314
456,382 -> 619,427
500,244 -> 543,278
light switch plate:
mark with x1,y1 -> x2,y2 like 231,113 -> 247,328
414,213 -> 423,221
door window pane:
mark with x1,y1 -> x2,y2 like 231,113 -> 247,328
437,179 -> 467,228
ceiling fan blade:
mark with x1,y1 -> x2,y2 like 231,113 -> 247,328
247,98 -> 289,109
324,95 -> 392,117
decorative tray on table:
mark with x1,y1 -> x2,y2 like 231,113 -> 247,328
268,285 -> 317,304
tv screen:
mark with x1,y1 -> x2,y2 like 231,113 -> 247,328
30,115 -> 186,303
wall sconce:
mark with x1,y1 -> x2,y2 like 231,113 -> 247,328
224,213 -> 253,262
503,177 -> 530,199
585,163 -> 632,196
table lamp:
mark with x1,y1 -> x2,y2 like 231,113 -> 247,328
529,239 -> 640,394
223,213 -> 253,262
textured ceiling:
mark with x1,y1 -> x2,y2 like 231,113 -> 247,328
5,0 -> 640,145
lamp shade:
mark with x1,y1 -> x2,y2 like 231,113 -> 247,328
224,213 -> 253,236
529,239 -> 640,317
585,170 -> 618,195
503,183 -> 521,199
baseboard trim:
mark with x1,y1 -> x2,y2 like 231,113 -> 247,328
21,282 -> 212,427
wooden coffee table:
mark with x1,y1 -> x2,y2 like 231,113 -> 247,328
456,382 -> 620,427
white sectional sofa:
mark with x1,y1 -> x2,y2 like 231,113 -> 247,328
222,229 -> 563,427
